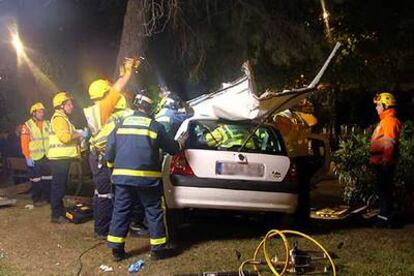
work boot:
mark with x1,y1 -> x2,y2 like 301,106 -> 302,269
150,246 -> 175,260
51,216 -> 68,224
112,248 -> 126,262
373,214 -> 394,229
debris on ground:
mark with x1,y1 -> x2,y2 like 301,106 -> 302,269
0,182 -> 31,196
24,204 -> 34,210
311,204 -> 378,220
0,196 -> 16,207
99,264 -> 114,272
128,259 -> 144,273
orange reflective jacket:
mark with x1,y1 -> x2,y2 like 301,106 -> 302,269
370,108 -> 401,165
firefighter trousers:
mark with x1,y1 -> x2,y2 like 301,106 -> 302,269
50,159 -> 71,219
89,152 -> 113,236
374,164 -> 396,219
107,183 -> 167,251
29,157 -> 52,203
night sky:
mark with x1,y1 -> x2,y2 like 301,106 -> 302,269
0,0 -> 126,124
0,0 -> 412,127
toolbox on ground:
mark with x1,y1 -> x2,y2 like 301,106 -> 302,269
65,203 -> 93,224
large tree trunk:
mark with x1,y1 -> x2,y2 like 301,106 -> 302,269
115,0 -> 146,93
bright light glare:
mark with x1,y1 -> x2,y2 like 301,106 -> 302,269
12,33 -> 24,56
8,23 -> 59,93
320,0 -> 331,40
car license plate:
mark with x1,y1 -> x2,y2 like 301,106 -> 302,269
216,162 -> 264,177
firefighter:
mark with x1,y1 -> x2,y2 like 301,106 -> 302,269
155,87 -> 191,137
20,102 -> 52,206
90,94 -> 148,237
85,58 -> 139,239
370,92 -> 402,227
48,92 -> 88,223
105,91 -> 182,261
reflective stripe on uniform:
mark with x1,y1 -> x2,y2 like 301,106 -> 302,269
381,137 -> 396,144
150,237 -> 167,245
48,144 -> 77,149
122,116 -> 151,127
25,119 -> 50,161
112,169 -> 162,178
155,116 -> 170,123
116,128 -> 157,139
41,176 -> 53,180
377,215 -> 389,221
47,111 -> 80,159
30,149 -> 46,153
90,109 -> 135,152
371,138 -> 395,149
206,125 -> 255,149
89,120 -> 116,151
94,190 -> 112,199
107,235 -> 125,243
161,196 -> 169,239
30,177 -> 41,182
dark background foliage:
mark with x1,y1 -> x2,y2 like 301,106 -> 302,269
0,0 -> 412,128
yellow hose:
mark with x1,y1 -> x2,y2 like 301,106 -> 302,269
239,229 -> 337,276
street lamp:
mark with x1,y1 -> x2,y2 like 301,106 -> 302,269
8,23 -> 59,92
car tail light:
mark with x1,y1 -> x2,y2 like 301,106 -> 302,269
284,162 -> 298,182
170,151 -> 195,176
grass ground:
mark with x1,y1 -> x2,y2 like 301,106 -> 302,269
1,180 -> 414,275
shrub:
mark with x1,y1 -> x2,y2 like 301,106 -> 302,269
333,121 -> 414,211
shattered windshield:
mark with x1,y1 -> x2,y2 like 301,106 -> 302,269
187,120 -> 285,155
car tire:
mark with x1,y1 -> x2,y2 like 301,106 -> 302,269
293,156 -> 313,229
166,209 -> 183,243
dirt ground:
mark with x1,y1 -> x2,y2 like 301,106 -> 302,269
1,180 -> 414,276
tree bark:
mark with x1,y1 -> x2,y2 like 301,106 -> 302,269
114,0 -> 146,84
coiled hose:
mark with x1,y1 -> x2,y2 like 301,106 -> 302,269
239,229 -> 336,276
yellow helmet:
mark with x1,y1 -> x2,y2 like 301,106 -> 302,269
114,95 -> 127,110
373,92 -> 396,109
53,92 -> 72,108
30,102 -> 45,114
88,79 -> 111,100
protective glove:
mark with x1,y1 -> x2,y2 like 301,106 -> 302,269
26,158 -> 35,167
77,128 -> 90,139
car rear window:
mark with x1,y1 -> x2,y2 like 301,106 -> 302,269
187,120 -> 286,155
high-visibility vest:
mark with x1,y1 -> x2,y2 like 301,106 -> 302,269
205,125 -> 256,149
24,119 -> 51,161
370,108 -> 401,165
47,110 -> 80,160
90,109 -> 134,152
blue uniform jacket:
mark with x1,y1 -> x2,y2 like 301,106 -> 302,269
105,111 -> 180,186
155,108 -> 190,137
